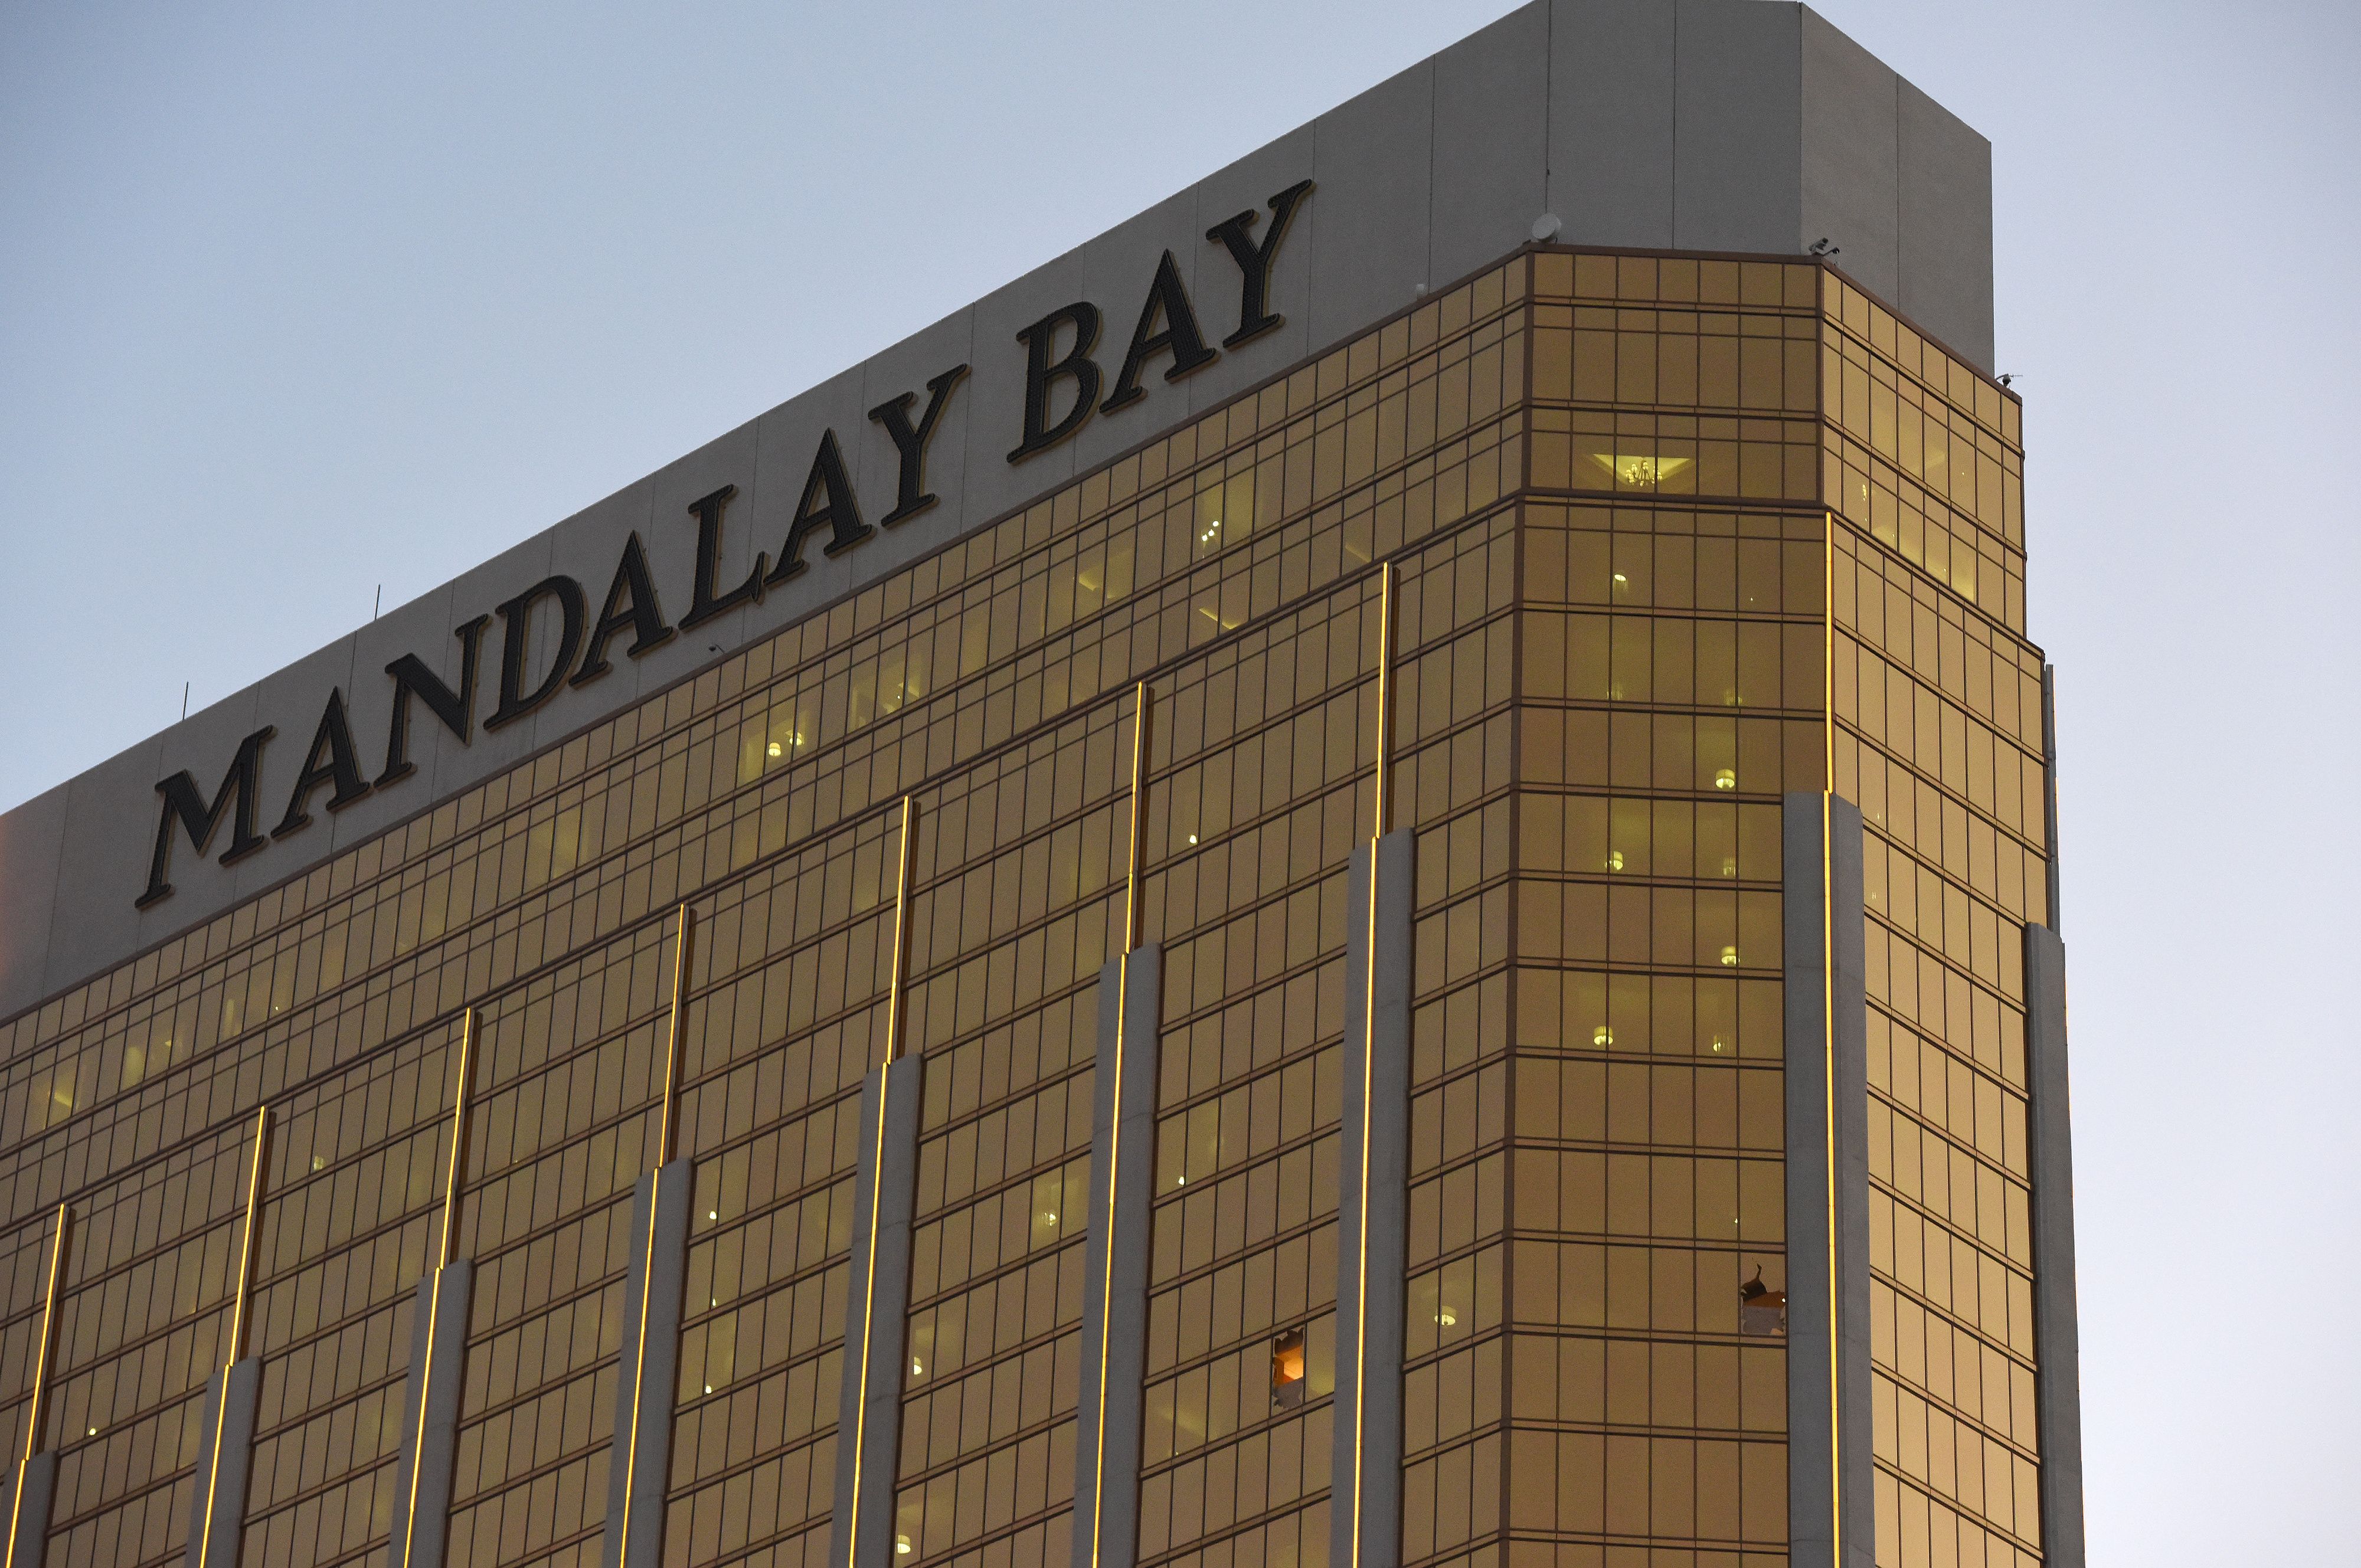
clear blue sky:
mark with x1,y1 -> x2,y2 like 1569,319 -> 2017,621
3,2 -> 2353,1561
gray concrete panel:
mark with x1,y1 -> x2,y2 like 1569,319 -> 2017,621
1185,127 -> 1319,417
1071,944 -> 1163,1568
0,784 -> 66,1030
4,1450 -> 56,1568
831,1054 -> 923,1568
388,1260 -> 474,1568
1780,791 -> 1872,1568
1800,10 -> 1900,305
1549,0 -> 1678,247
1429,4 -> 1552,286
1896,79 -> 1994,371
2041,664 -> 2061,931
184,1357 -> 260,1568
2,1 -> 1999,1028
1330,829 -> 1413,1568
1065,191 -> 1213,480
531,471 -> 664,717
2024,925 -> 2085,1568
856,309 -> 984,548
1672,0 -> 1803,253
603,1160 -> 691,1568
1304,61 -> 1434,351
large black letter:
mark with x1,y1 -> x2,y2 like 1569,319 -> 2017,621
1101,251 -> 1217,414
573,532 -> 675,687
139,725 -> 276,908
765,430 -> 871,585
1205,179 -> 1314,347
869,364 -> 969,525
681,484 -> 766,630
1006,302 -> 1102,463
486,576 -> 587,730
378,614 -> 490,786
273,689 -> 369,839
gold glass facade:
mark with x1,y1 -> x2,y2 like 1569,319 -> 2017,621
0,246 -> 2043,1568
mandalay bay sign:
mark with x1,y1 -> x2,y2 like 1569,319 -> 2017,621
137,182 -> 1313,910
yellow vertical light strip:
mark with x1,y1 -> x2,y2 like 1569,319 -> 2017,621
616,1180 -> 662,1565
620,903 -> 695,1563
846,797 -> 918,1568
439,1009 -> 476,1272
1087,685 -> 1152,1567
2,1204 -> 69,1568
659,904 -> 694,1167
1123,683 -> 1151,952
398,1011 -> 476,1567
226,1107 -> 270,1365
1348,560 -> 1398,1568
196,1106 -> 270,1568
884,798 -> 915,1069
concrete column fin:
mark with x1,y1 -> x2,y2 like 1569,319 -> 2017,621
4,1451 -> 57,1568
1072,944 -> 1165,1568
1781,791 -> 1873,1568
2040,665 -> 2062,933
184,1358 -> 261,1568
603,1160 -> 693,1568
388,1259 -> 475,1568
831,1054 -> 925,1568
1330,827 -> 1414,1568
2025,924 -> 2085,1568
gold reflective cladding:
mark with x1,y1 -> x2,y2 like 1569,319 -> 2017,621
0,250 -> 2042,1568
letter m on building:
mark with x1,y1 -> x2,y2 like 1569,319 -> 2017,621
138,725 -> 276,908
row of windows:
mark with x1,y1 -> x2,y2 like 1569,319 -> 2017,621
1833,525 -> 2033,719
1531,408 -> 1822,505
1523,611 -> 1826,713
1509,1150 -> 1783,1246
1824,336 -> 2020,549
1870,1014 -> 2025,1175
1524,510 -> 1826,617
1503,1428 -> 1787,1546
1872,1375 -> 2040,1549
1508,1331 -> 1786,1435
1531,306 -> 1820,414
1872,1285 -> 2036,1457
1522,707 -> 1826,800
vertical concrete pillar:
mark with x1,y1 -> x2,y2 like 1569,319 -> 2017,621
3,1453 -> 56,1568
1329,827 -> 1414,1568
2024,925 -> 2085,1568
388,1259 -> 475,1568
2040,666 -> 2062,932
831,1055 -> 924,1568
604,1161 -> 692,1568
1071,944 -> 1165,1568
185,1359 -> 261,1568
1781,792 -> 1873,1568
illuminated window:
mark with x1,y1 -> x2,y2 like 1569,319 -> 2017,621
1739,1268 -> 1786,1337
1271,1327 -> 1307,1409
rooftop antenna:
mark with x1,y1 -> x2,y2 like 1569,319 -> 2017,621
181,682 -> 189,722
374,585 -> 382,621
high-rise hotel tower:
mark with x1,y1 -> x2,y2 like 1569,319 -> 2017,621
0,6 -> 2082,1568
